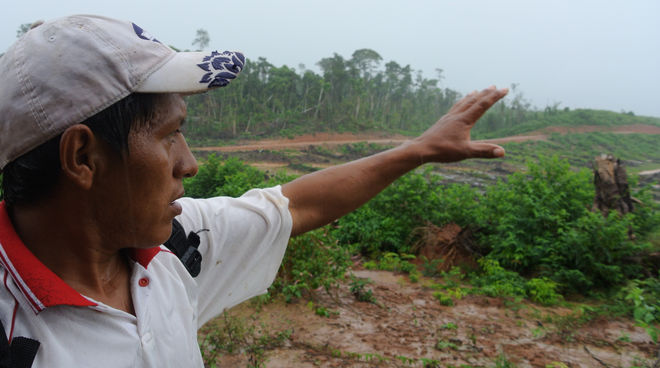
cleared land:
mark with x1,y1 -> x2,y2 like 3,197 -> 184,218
197,125 -> 660,367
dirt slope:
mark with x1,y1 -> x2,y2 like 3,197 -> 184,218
203,268 -> 656,367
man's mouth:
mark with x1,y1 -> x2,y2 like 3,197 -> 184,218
169,200 -> 183,216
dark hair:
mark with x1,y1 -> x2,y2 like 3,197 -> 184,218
1,93 -> 158,207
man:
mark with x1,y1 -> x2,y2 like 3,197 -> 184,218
0,15 -> 507,367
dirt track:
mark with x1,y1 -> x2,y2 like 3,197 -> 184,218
192,125 -> 660,153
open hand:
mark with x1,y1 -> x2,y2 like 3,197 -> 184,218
413,86 -> 508,163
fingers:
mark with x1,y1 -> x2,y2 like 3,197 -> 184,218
462,86 -> 508,122
447,89 -> 479,114
468,142 -> 506,159
449,86 -> 508,116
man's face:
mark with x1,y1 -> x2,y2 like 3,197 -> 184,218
94,93 -> 198,248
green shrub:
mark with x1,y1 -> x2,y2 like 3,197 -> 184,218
272,227 -> 351,302
477,156 -> 593,272
335,207 -> 404,255
433,183 -> 482,227
620,278 -> 660,342
369,253 -> 417,273
525,278 -> 562,306
334,168 -> 444,255
184,155 -> 270,198
471,259 -> 527,299
629,182 -> 660,239
474,156 -> 648,293
433,291 -> 454,306
434,338 -> 458,350
550,211 -> 645,292
349,275 -> 376,303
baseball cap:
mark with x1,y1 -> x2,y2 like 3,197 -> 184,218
0,15 -> 245,170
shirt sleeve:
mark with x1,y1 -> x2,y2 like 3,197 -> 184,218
174,185 -> 292,327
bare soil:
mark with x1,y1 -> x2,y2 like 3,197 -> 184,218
202,267 -> 656,367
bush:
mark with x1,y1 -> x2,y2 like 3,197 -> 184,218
433,291 -> 454,306
334,167 -> 444,255
349,275 -> 376,303
271,227 -> 351,302
471,259 -> 527,299
184,155 -> 271,198
551,211 -> 644,292
525,278 -> 562,306
477,156 -> 593,272
181,150 -> 659,306
629,181 -> 660,239
473,156 -> 648,293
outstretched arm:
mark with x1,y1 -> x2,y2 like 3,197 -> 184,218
282,86 -> 508,236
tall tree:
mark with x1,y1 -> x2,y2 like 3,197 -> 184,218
16,23 -> 32,38
350,49 -> 382,80
192,29 -> 210,50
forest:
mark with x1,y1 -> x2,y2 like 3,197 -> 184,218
181,49 -> 658,147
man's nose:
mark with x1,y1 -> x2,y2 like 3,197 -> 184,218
175,140 -> 198,179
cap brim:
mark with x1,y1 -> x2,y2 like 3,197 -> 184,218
137,50 -> 245,94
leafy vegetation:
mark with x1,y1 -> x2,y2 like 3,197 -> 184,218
199,312 -> 292,368
475,156 -> 648,292
333,167 -> 445,255
363,252 -> 419,282
349,275 -> 377,304
183,150 -> 660,353
272,228 -> 351,303
178,98 -> 660,364
183,155 -> 280,198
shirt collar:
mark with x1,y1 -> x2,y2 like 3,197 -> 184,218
0,201 -> 161,313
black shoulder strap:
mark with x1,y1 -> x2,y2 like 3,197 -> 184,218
0,319 -> 39,368
163,219 -> 203,278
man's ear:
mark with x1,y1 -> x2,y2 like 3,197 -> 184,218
59,125 -> 99,190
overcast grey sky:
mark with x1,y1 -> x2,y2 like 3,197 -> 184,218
2,0 -> 658,117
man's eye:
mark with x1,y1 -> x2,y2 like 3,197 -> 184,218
168,129 -> 182,142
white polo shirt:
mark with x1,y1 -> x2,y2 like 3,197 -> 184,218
0,186 -> 292,367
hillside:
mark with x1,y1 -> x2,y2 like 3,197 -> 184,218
190,123 -> 660,201
187,123 -> 660,367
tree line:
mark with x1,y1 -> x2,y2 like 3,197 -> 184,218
10,23 -> 648,145
183,49 -> 544,143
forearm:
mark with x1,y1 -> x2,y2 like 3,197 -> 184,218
282,86 -> 508,237
282,140 -> 422,236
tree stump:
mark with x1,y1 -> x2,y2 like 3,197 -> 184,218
592,154 -> 634,217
